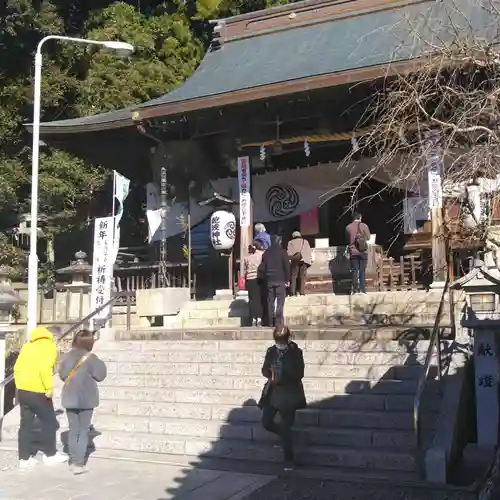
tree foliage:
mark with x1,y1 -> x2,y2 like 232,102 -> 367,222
0,0 -> 207,273
0,0 -> 288,274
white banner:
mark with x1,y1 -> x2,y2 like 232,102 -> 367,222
237,156 -> 251,227
425,131 -> 443,209
428,167 -> 442,210
112,171 -> 130,265
91,216 -> 114,324
113,171 -> 130,227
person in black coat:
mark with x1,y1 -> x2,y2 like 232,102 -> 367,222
259,234 -> 290,326
259,326 -> 306,470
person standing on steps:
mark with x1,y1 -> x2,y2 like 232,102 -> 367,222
260,234 -> 290,326
287,231 -> 312,297
59,329 -> 107,475
259,325 -> 306,471
14,325 -> 68,469
346,212 -> 371,295
244,241 -> 264,326
254,222 -> 271,250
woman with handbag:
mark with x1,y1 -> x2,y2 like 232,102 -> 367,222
244,240 -> 264,326
58,329 -> 107,474
258,325 -> 306,470
286,231 -> 312,296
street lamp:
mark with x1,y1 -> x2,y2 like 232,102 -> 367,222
27,36 -> 134,337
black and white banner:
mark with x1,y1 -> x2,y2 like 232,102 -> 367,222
146,159 -> 402,241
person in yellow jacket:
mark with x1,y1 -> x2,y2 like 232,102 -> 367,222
14,326 -> 68,469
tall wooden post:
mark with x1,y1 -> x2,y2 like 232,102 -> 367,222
425,130 -> 447,286
237,156 -> 252,293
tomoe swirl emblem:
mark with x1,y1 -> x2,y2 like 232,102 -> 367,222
224,221 -> 236,240
265,184 -> 300,217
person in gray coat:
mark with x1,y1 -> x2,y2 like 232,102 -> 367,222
58,329 -> 107,474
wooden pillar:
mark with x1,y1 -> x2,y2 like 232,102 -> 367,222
425,131 -> 447,286
237,156 -> 252,290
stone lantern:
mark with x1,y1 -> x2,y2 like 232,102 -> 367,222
451,259 -> 500,456
0,279 -> 24,421
57,251 -> 92,320
57,251 -> 92,287
0,280 -> 25,331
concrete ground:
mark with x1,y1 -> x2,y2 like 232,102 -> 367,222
0,452 -> 272,500
244,477 -> 477,500
0,449 -> 487,500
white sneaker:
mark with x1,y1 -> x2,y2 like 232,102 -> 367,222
19,456 -> 37,469
72,465 -> 87,475
42,452 -> 68,465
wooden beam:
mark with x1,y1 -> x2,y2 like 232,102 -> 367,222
431,206 -> 448,284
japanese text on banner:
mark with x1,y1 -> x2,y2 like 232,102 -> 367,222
237,156 -> 251,227
424,131 -> 443,210
91,216 -> 114,324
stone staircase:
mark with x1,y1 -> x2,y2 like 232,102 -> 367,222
1,332 -> 443,481
162,290 -> 449,329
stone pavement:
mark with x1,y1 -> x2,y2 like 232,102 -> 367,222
0,454 -> 273,500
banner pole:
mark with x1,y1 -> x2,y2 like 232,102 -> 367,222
110,171 -> 116,328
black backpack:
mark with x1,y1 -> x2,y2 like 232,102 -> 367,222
354,222 -> 368,252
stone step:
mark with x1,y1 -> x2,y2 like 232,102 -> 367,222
92,403 -> 435,432
185,291 -> 444,310
188,304 -> 445,316
0,437 -> 419,483
180,314 -> 450,327
79,414 -> 425,451
181,318 -> 243,328
0,410 -> 423,452
97,387 -> 441,412
96,339 -> 433,354
104,360 -> 432,380
100,387 -> 441,414
186,303 -> 446,320
81,430 -> 419,473
100,373 -> 440,394
98,349 -> 433,366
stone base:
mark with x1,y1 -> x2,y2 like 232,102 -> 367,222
98,327 -> 116,342
214,289 -> 235,300
430,280 -> 447,289
136,288 -> 190,316
462,443 -> 496,480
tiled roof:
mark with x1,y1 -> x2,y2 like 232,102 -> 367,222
34,0 -> 494,134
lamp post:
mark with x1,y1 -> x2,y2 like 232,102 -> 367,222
27,36 -> 134,338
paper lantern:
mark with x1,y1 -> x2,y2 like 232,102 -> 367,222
210,210 -> 236,250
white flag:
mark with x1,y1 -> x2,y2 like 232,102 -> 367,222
112,171 -> 130,265
114,171 -> 130,227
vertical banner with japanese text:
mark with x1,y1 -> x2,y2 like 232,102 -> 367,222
237,156 -> 251,227
90,216 -> 114,326
425,130 -> 443,210
474,330 -> 499,448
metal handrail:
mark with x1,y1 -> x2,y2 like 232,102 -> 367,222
413,276 -> 450,478
0,295 -> 120,390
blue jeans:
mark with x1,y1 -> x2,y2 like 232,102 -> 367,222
350,255 -> 367,293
